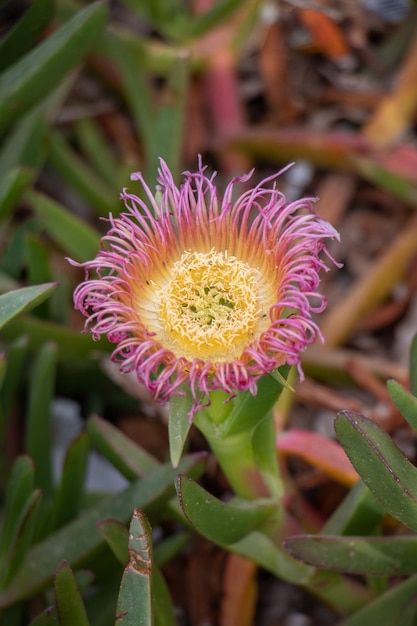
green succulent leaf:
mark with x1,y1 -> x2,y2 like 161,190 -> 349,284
284,535 -> 417,576
0,111 -> 48,177
27,190 -> 100,262
153,565 -> 176,626
25,235 -> 52,291
75,118 -> 121,187
116,510 -> 153,626
0,335 -> 28,420
0,0 -> 54,72
176,474 -> 276,544
323,480 -> 385,536
147,54 -> 189,182
222,368 -> 290,437
0,168 -> 33,222
0,283 -> 57,331
0,454 -> 202,607
0,456 -> 35,559
0,489 -> 42,587
97,519 -> 129,566
0,456 -> 42,585
87,415 -> 160,480
48,132 -> 116,216
54,432 -> 90,529
168,384 -> 193,468
230,530 -> 313,585
0,3 -> 107,133
387,378 -> 417,432
113,509 -> 176,626
54,561 -> 90,626
342,575 -> 417,626
0,314 -> 108,362
335,411 -> 417,531
105,34 -> 155,161
25,343 -> 57,499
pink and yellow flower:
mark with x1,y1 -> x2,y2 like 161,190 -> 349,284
72,159 -> 339,416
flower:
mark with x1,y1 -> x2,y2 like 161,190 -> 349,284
71,158 -> 339,417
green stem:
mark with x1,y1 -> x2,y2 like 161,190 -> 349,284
195,408 -> 283,500
208,429 -> 270,499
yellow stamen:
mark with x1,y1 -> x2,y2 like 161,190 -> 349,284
157,248 -> 269,361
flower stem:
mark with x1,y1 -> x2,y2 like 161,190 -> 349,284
195,406 -> 284,500
208,429 -> 271,499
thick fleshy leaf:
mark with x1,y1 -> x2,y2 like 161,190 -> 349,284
0,456 -> 41,585
0,489 -> 42,587
54,561 -> 90,626
1,217 -> 41,280
116,510 -> 153,626
24,343 -> 57,498
0,168 -> 33,221
168,385 -> 193,468
98,513 -> 187,623
111,511 -> 176,626
0,0 -> 54,72
222,369 -> 289,438
229,530 -> 313,585
176,475 -> 276,545
323,480 -> 385,536
387,378 -> 417,432
48,133 -> 116,216
153,565 -> 176,626
75,118 -> 121,187
0,283 -> 57,330
0,335 -> 28,419
335,411 -> 417,531
0,454 -> 202,607
29,571 -> 94,626
147,54 -> 189,182
0,457 -> 34,560
105,35 -> 155,160
97,519 -> 129,565
0,3 -> 107,133
24,235 -> 52,320
25,235 -> 52,291
284,535 -> 417,575
342,575 -> 417,626
87,415 -> 160,479
1,315 -> 108,361
0,110 -> 48,176
27,190 -> 100,262
54,432 -> 90,529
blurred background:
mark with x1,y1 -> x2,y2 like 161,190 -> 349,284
2,0 -> 417,624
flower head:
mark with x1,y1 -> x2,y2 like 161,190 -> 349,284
72,159 -> 339,417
